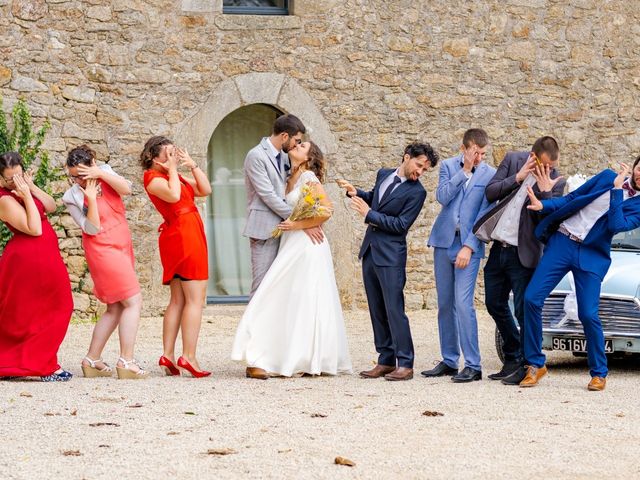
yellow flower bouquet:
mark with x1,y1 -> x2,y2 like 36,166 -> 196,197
271,183 -> 332,238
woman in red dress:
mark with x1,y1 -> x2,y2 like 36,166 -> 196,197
63,145 -> 147,380
141,136 -> 212,378
0,152 -> 73,382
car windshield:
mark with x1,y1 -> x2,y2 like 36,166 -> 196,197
611,227 -> 640,250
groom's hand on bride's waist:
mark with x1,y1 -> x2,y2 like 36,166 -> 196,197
304,226 -> 324,244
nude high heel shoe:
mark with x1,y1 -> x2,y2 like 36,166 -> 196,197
115,358 -> 149,380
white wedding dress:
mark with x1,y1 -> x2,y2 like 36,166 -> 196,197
231,171 -> 352,376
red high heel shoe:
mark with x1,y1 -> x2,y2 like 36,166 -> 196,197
158,356 -> 180,376
177,356 -> 211,378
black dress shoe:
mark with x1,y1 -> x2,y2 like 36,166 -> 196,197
451,367 -> 482,383
500,365 -> 527,385
488,361 -> 521,381
421,361 -> 458,377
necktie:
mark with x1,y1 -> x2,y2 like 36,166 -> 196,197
459,161 -> 476,174
275,153 -> 281,173
622,181 -> 636,197
379,176 -> 401,205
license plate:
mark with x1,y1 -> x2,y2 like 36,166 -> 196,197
552,337 -> 614,353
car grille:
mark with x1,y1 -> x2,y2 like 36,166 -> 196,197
542,293 -> 640,337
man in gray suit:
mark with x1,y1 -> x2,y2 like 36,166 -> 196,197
243,114 -> 323,379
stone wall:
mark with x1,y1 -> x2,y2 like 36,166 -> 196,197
2,0 -> 640,316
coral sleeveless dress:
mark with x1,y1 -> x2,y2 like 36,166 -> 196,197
143,170 -> 208,284
82,181 -> 140,304
0,188 -> 73,377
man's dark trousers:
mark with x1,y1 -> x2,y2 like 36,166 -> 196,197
362,249 -> 414,369
484,243 -> 535,365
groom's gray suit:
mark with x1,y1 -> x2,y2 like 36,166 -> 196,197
243,137 -> 293,297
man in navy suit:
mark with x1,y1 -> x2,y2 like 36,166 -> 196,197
523,157 -> 640,391
423,129 -> 496,383
337,142 -> 439,381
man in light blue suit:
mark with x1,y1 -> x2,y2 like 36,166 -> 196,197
423,129 -> 496,382
522,158 -> 640,391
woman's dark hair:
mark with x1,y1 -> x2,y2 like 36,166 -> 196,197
532,136 -> 560,162
273,114 -> 306,137
404,141 -> 439,167
305,142 -> 326,183
0,151 -> 24,176
140,136 -> 173,170
67,144 -> 95,167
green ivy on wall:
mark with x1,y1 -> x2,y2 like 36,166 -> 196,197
0,96 -> 64,253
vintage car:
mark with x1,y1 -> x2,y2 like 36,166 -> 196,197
496,226 -> 640,362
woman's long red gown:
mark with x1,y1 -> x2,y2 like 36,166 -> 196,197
0,188 -> 73,377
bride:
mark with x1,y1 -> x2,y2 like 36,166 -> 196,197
231,141 -> 352,378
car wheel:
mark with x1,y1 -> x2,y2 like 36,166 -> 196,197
495,327 -> 505,365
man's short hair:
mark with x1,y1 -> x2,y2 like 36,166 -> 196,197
462,128 -> 489,148
532,136 -> 560,162
273,114 -> 306,137
404,141 -> 439,167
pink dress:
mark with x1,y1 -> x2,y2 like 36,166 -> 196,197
81,181 -> 140,303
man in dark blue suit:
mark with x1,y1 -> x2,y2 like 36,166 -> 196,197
337,142 -> 439,381
523,158 -> 640,391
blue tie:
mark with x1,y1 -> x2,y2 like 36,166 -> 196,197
380,176 -> 400,205
275,153 -> 281,173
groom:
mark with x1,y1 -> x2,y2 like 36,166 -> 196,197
243,113 -> 322,380
338,142 -> 439,381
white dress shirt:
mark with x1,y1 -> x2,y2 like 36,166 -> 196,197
561,185 -> 633,241
491,174 -> 536,246
378,168 -> 407,202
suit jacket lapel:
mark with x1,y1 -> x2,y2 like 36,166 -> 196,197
378,178 -> 411,208
463,162 -> 486,194
260,138 -> 282,179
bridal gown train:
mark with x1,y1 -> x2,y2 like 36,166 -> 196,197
231,170 -> 352,376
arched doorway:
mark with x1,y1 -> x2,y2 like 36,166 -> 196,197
206,103 -> 284,302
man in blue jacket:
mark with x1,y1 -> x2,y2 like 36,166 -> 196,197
523,158 -> 640,391
337,142 -> 439,381
423,129 -> 496,383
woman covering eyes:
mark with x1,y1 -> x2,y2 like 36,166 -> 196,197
141,136 -> 212,378
63,145 -> 147,379
0,152 -> 73,382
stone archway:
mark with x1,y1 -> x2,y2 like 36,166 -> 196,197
173,73 -> 357,307
176,72 -> 336,160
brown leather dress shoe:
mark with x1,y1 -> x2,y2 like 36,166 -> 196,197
588,376 -> 606,391
246,367 -> 269,380
384,367 -> 413,381
359,364 -> 396,379
519,365 -> 548,387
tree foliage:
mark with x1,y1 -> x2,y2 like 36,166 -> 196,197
0,97 -> 63,252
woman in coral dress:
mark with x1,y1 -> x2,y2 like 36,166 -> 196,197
63,145 -> 147,380
0,152 -> 73,382
141,136 -> 212,378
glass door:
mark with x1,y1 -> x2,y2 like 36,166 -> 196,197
206,104 -> 283,303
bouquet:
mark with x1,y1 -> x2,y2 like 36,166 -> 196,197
271,183 -> 331,238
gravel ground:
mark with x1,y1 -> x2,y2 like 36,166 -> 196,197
1,306 -> 639,480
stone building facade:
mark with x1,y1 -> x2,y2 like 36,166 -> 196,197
1,0 -> 639,316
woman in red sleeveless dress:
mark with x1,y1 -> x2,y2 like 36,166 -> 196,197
141,136 -> 212,378
0,152 -> 73,382
63,145 -> 147,380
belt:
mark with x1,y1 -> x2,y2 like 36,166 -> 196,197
496,241 -> 515,248
159,205 -> 198,232
557,225 -> 583,243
